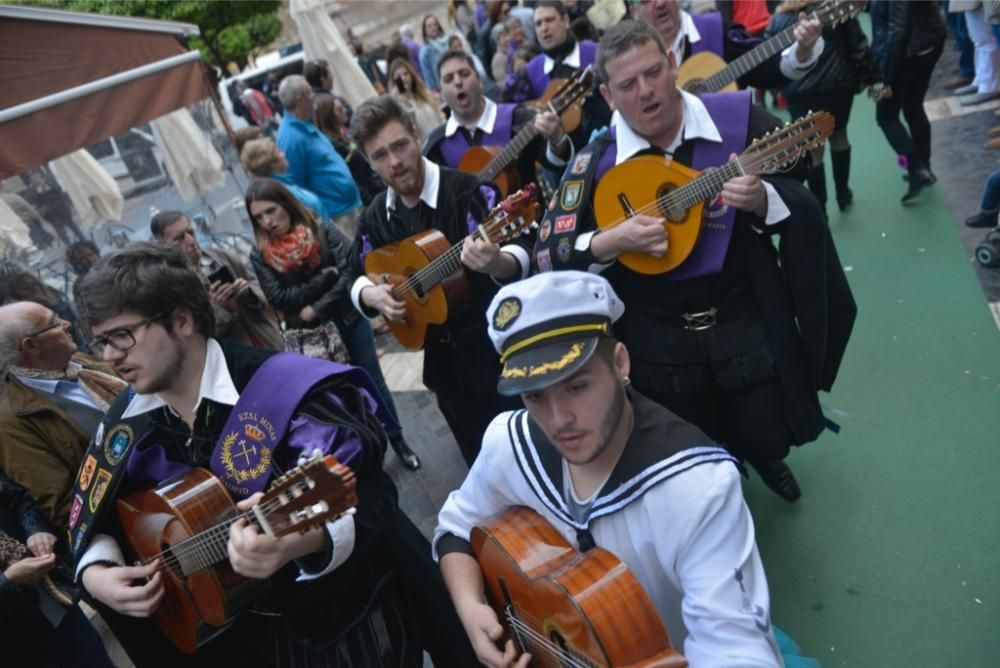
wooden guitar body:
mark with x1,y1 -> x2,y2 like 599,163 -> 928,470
117,469 -> 266,654
364,229 -> 470,350
677,51 -> 738,94
594,155 -> 706,275
472,506 -> 687,668
457,145 -> 520,197
528,78 -> 583,133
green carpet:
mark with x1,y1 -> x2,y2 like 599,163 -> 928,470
743,49 -> 1000,667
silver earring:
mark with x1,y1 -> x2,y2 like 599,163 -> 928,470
622,376 -> 631,386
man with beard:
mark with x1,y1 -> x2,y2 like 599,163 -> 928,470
533,19 -> 855,502
434,270 -> 784,666
346,95 -> 528,467
424,50 -> 572,192
71,243 -> 474,667
633,0 -> 824,90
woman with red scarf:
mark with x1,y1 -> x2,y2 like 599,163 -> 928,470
246,179 -> 420,470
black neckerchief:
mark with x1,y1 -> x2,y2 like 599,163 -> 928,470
543,33 -> 577,64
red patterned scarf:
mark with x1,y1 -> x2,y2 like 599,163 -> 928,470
261,224 -> 322,274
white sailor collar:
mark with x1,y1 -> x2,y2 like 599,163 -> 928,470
385,157 -> 441,213
120,338 -> 239,419
543,39 -> 582,75
613,89 -> 723,165
444,97 -> 498,138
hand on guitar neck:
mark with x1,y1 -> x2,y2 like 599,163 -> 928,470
792,12 -> 823,64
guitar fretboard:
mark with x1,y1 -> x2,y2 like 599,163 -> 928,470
700,23 -> 798,93
478,124 -> 541,182
667,160 -> 746,212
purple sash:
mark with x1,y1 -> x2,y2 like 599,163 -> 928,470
690,12 -> 725,58
594,90 -> 751,280
438,103 -> 516,167
526,40 -> 597,99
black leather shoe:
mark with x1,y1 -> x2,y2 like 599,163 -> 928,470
751,459 -> 801,503
901,169 -> 933,203
389,435 -> 421,471
966,211 -> 999,228
836,188 -> 854,211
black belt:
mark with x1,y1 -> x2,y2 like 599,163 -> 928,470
679,308 -> 719,331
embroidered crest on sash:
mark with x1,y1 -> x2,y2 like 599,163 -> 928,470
557,237 -> 572,263
539,219 -> 552,243
560,181 -> 583,210
88,470 -> 112,513
218,412 -> 276,493
73,522 -> 88,554
554,214 -> 576,234
536,249 -> 552,273
571,153 -> 592,175
69,494 -> 84,528
103,424 -> 134,465
78,455 -> 97,491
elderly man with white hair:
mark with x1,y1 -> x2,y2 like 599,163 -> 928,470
276,74 -> 363,239
0,301 -> 126,531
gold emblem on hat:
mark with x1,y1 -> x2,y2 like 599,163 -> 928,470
493,297 -> 522,332
502,342 -> 586,379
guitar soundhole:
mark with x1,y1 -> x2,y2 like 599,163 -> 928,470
404,268 -> 425,300
655,182 -> 686,223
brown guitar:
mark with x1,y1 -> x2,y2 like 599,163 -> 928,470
458,67 -> 595,197
471,506 -> 688,668
678,0 -> 864,95
117,455 -> 357,654
594,110 -> 834,275
364,185 -> 539,350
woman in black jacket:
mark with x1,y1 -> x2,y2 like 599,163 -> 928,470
246,179 -> 420,470
870,0 -> 947,203
767,0 -> 881,217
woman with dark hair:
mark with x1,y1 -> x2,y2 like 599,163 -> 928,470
246,179 -> 420,470
419,13 -> 449,90
314,96 -> 386,207
386,58 -> 445,141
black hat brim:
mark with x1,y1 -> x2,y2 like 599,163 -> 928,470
496,336 -> 600,396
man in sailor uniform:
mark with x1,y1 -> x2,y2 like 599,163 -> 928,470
433,271 -> 783,667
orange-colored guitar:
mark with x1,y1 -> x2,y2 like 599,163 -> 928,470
472,506 -> 688,668
364,185 -> 540,350
678,0 -> 864,95
594,110 -> 835,275
458,67 -> 595,197
117,455 -> 357,654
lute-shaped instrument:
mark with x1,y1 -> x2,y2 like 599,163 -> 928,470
594,111 -> 835,275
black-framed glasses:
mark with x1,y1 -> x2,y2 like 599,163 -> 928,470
88,314 -> 165,356
27,317 -> 63,338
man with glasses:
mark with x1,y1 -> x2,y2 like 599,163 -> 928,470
70,242 -> 474,667
0,301 -> 126,531
345,95 -> 528,467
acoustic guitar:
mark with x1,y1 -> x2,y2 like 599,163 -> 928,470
678,0 -> 864,95
459,67 -> 595,197
364,185 -> 540,350
524,64 -> 598,135
594,110 -> 835,275
117,454 -> 357,654
471,506 -> 688,668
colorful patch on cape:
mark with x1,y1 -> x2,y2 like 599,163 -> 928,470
73,522 -> 88,554
538,220 -> 552,243
78,455 -> 97,492
88,470 -> 113,513
557,237 -> 572,263
492,297 -> 522,332
103,424 -> 134,466
554,214 -> 576,234
536,249 -> 553,273
69,494 -> 84,529
570,153 -> 592,175
560,180 -> 584,211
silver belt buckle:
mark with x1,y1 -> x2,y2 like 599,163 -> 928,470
681,307 -> 718,331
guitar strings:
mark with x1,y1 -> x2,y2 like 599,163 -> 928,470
504,608 -> 599,667
504,615 -> 595,668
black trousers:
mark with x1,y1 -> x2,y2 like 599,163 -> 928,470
437,391 -> 523,467
876,42 -> 945,171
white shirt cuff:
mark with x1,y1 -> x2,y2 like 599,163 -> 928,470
780,36 -> 824,80
496,244 -> 530,283
545,137 -> 574,167
75,534 -> 124,580
762,182 -> 791,225
350,276 -> 376,314
296,510 -> 356,581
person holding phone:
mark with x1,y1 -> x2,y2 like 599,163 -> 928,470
150,210 -> 285,351
387,58 -> 445,143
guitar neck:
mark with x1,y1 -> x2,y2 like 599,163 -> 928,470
671,159 -> 748,211
701,23 -> 797,93
160,511 -> 254,577
477,123 -> 541,182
